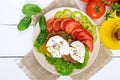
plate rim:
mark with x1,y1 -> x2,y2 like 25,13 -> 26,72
32,7 -> 100,76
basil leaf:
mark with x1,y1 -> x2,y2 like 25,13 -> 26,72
39,15 -> 47,32
34,15 -> 47,51
65,33 -> 71,40
37,32 -> 47,45
17,16 -> 31,31
34,32 -> 47,48
22,4 -> 41,16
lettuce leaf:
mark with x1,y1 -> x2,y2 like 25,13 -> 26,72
44,48 -> 89,76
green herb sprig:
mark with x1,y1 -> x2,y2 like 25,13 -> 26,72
34,15 -> 48,50
18,4 -> 41,31
102,0 -> 120,20
18,16 -> 31,31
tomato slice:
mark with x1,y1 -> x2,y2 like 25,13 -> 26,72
53,18 -> 62,32
71,28 -> 84,40
60,18 -> 73,30
65,21 -> 82,34
77,29 -> 94,41
46,19 -> 54,33
82,39 -> 93,52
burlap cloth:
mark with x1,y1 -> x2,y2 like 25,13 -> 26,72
18,0 -> 112,80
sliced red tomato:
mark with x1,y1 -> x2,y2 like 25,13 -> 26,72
65,21 -> 82,34
53,18 -> 62,32
82,39 -> 93,52
46,19 -> 54,33
71,28 -> 84,40
77,29 -> 94,41
60,18 -> 73,30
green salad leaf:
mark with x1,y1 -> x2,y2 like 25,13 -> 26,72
55,58 -> 74,75
34,15 -> 47,51
74,48 -> 89,69
39,15 -> 47,32
45,55 -> 74,76
45,48 -> 89,76
17,16 -> 31,31
34,32 -> 47,50
22,4 -> 41,17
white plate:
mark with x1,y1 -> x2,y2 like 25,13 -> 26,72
32,7 -> 100,75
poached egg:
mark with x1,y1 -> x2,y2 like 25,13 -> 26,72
46,35 -> 70,58
70,41 -> 85,63
46,35 -> 85,63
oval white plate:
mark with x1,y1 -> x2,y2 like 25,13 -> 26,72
32,7 -> 100,76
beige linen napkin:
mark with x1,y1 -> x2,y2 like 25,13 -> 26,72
18,0 -> 112,80
18,44 -> 111,80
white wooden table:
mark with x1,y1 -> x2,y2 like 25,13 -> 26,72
0,0 -> 120,80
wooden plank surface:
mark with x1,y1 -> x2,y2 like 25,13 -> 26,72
0,0 -> 120,80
